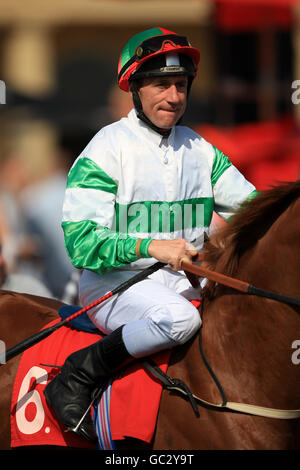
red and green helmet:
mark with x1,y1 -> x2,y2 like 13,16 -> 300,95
118,27 -> 200,92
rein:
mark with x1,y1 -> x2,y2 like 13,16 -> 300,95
181,258 -> 300,308
143,259 -> 300,420
144,355 -> 300,420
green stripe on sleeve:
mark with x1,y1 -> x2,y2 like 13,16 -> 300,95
67,157 -> 118,195
211,146 -> 233,187
62,219 -> 141,274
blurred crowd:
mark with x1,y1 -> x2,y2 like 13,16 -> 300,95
0,86 -> 134,304
0,115 -> 76,302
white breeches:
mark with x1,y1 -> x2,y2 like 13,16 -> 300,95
79,267 -> 202,358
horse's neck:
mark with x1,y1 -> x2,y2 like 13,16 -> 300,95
200,222 -> 300,412
239,198 -> 300,299
170,297 -> 297,419
173,198 -> 300,409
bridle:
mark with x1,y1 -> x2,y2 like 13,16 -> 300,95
143,257 -> 300,420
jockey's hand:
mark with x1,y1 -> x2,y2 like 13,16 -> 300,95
148,239 -> 197,271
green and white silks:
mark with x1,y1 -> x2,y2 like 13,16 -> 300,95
62,109 -> 257,274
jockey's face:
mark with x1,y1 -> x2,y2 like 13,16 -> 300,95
138,75 -> 188,130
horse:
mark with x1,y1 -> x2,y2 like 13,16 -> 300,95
154,181 -> 300,449
0,181 -> 300,450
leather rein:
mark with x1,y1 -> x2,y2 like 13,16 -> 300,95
143,255 -> 300,420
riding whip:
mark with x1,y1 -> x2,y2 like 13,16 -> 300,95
3,261 -> 166,364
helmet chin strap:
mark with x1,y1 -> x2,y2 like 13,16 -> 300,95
131,86 -> 172,137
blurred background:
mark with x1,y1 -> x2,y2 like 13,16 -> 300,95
0,0 -> 299,301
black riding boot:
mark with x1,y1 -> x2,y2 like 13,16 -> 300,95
43,326 -> 131,442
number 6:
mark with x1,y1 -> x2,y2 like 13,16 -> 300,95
16,366 -> 48,435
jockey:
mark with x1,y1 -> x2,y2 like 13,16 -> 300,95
44,27 -> 257,441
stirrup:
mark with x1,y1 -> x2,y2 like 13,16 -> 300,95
66,386 -> 103,441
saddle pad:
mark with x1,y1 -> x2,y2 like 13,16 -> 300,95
10,319 -> 170,448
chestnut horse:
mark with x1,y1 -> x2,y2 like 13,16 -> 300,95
155,181 -> 300,449
0,181 -> 300,450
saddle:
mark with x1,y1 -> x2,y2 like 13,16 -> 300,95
10,304 -> 172,449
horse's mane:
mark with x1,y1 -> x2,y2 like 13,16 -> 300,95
203,181 -> 300,296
